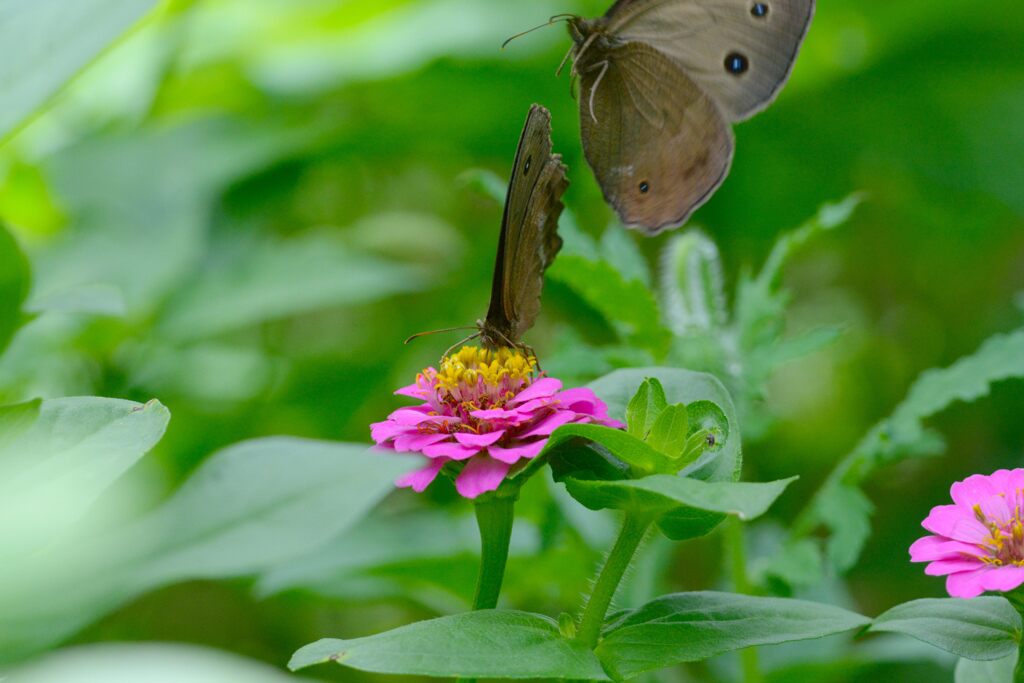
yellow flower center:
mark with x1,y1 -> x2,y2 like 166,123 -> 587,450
974,501 -> 1024,567
436,345 -> 537,391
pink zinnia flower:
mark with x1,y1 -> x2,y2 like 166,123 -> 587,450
910,468 -> 1024,598
371,345 -> 621,499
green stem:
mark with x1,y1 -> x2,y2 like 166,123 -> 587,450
725,519 -> 762,683
577,513 -> 652,648
1004,592 -> 1024,682
471,494 -> 517,611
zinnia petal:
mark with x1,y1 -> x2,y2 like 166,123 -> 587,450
455,457 -> 512,499
396,459 -> 447,493
924,558 -> 984,576
921,504 -> 989,544
518,410 -> 577,438
508,377 -> 562,406
488,439 -> 547,464
422,441 -> 480,461
454,430 -> 505,448
980,566 -> 1024,593
909,535 -> 983,562
393,432 -> 450,452
946,568 -> 989,599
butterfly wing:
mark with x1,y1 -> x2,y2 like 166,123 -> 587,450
483,104 -> 569,346
578,41 -> 734,234
606,0 -> 814,121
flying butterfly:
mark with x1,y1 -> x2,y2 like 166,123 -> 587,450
508,0 -> 814,235
408,104 -> 568,352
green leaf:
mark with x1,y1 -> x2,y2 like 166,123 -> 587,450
0,398 -> 41,447
0,397 -> 170,559
752,194 -> 863,295
870,597 -> 1021,661
588,368 -> 742,484
544,423 -> 675,476
683,400 -> 729,454
625,377 -> 668,440
817,483 -> 874,572
289,610 -> 609,680
736,195 -> 861,354
0,437 -> 412,664
549,254 -> 671,358
158,230 -> 431,342
0,222 -> 31,354
646,404 -> 689,459
563,475 -> 796,540
25,283 -> 126,317
794,327 -> 1024,572
659,230 -> 727,335
0,0 -> 159,141
600,227 -> 651,288
956,653 -> 1017,683
596,591 -> 870,680
10,643 -> 306,683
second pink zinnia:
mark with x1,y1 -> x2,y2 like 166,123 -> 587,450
910,468 -> 1024,598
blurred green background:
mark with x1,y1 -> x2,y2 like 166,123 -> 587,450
1,0 -> 1023,680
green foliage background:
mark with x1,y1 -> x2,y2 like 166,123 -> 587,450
1,0 -> 1023,680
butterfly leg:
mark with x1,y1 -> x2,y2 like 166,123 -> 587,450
441,331 -> 482,362
585,60 -> 610,124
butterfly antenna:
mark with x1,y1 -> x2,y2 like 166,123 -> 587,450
502,14 -> 574,49
404,325 -> 478,345
442,332 -> 482,359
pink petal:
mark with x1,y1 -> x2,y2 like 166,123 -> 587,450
395,384 -> 429,398
910,535 -> 983,562
487,439 -> 547,465
922,505 -> 990,544
454,430 -> 505,448
422,441 -> 480,461
946,568 -> 989,598
508,378 -> 562,406
980,565 -> 1024,593
393,432 -> 450,452
455,457 -> 511,499
989,469 -> 1024,495
925,558 -> 984,576
556,387 -> 604,414
518,410 -> 576,438
389,408 -> 442,426
471,408 -> 521,421
514,397 -> 557,414
370,420 -> 414,443
396,459 -> 446,493
950,473 -> 1001,507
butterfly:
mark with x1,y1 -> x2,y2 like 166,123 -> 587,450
541,0 -> 814,234
408,104 -> 568,353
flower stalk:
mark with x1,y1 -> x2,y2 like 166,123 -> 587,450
577,512 -> 653,648
725,518 -> 763,683
1004,591 -> 1024,682
472,492 -> 518,610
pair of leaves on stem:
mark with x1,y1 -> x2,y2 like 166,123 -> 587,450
290,591 -> 870,680
290,593 -> 1024,681
545,376 -> 795,540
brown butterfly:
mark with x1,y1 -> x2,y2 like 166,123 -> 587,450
512,0 -> 813,235
408,104 -> 568,352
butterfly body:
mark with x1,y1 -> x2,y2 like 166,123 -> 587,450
560,0 -> 814,234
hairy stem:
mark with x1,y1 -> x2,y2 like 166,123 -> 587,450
725,518 -> 762,683
577,513 -> 652,648
471,494 -> 517,610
